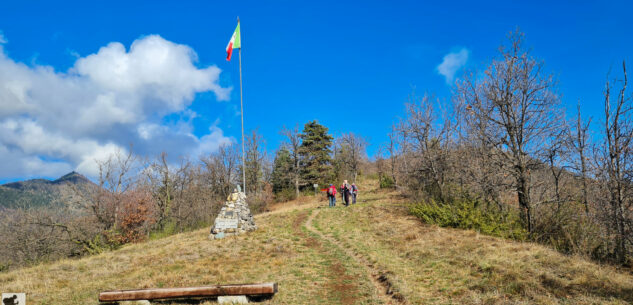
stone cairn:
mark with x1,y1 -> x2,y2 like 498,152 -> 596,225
209,186 -> 257,240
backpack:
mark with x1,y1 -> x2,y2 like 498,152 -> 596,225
328,187 -> 334,195
352,185 -> 357,192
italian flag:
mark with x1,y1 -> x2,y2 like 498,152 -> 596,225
226,23 -> 241,61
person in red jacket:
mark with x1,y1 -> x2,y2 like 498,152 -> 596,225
327,184 -> 337,207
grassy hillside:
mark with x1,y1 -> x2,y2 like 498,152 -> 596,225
1,181 -> 632,304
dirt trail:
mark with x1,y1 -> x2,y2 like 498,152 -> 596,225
305,208 -> 406,304
255,196 -> 321,218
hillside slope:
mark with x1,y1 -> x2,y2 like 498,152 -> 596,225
0,172 -> 95,209
1,182 -> 632,304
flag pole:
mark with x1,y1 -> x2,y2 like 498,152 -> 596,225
238,17 -> 246,195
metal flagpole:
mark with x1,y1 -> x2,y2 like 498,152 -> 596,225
238,17 -> 246,195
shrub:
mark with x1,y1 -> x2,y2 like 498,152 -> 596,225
80,233 -> 120,255
114,189 -> 156,244
532,201 -> 606,259
0,262 -> 9,273
248,183 -> 275,214
149,220 -> 179,240
380,175 -> 395,189
274,188 -> 296,202
410,197 -> 528,240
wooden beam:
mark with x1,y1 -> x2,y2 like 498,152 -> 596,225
98,282 -> 277,302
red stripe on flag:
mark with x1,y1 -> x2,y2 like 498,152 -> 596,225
226,42 -> 233,61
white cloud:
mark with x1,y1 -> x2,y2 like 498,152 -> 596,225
0,144 -> 73,180
436,48 -> 469,84
0,31 -> 6,44
73,35 -> 231,106
198,125 -> 234,156
75,143 -> 127,177
0,34 -> 233,180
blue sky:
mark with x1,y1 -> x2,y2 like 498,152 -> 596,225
0,0 -> 631,183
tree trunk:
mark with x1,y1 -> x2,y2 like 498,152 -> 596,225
580,156 -> 589,215
611,192 -> 626,263
517,167 -> 532,232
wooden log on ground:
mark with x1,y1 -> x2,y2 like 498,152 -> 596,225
98,282 -> 277,302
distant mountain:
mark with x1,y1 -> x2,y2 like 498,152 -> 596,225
0,172 -> 97,209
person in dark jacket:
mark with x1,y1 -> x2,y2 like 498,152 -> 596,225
351,183 -> 358,204
340,183 -> 346,206
342,180 -> 351,206
327,184 -> 337,207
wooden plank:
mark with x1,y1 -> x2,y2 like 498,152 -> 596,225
98,282 -> 277,302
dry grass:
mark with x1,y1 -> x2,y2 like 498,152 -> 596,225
0,194 -> 377,304
1,179 -> 632,304
313,187 -> 633,304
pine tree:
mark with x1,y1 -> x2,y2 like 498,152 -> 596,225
271,146 -> 294,194
298,121 -> 333,188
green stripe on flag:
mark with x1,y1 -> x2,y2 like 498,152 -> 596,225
234,24 -> 241,49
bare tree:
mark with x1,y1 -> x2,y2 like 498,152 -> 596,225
281,125 -> 302,198
457,30 -> 562,232
598,61 -> 633,263
398,92 -> 454,201
374,145 -> 387,188
569,103 -> 593,215
244,129 -> 267,194
338,133 -> 368,183
170,159 -> 223,230
168,157 -> 196,229
201,144 -> 239,200
544,130 -> 570,211
387,124 -> 399,188
91,148 -> 140,231
146,152 -> 173,231
458,108 -> 509,210
0,207 -> 101,269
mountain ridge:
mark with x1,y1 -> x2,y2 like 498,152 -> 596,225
0,171 -> 96,209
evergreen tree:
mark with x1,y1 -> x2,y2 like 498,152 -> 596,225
271,146 -> 294,194
298,121 -> 333,187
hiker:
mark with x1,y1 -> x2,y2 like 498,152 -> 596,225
340,183 -> 346,206
351,183 -> 358,204
342,180 -> 351,206
327,184 -> 337,207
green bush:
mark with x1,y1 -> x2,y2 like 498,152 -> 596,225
79,232 -> 121,255
274,188 -> 296,202
149,220 -> 179,240
380,175 -> 395,189
410,197 -> 528,241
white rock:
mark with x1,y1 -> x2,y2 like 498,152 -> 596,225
218,295 -> 249,304
118,301 -> 151,305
